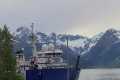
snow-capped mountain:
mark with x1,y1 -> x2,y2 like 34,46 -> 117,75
90,32 -> 104,46
81,28 -> 120,68
14,27 -> 120,56
13,27 -> 120,67
14,27 -> 92,54
79,32 -> 104,55
13,27 -> 93,65
13,27 -> 106,56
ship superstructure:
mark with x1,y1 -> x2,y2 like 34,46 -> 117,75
29,23 -> 67,69
16,23 -> 68,72
33,46 -> 67,69
16,23 -> 81,80
16,49 -> 26,73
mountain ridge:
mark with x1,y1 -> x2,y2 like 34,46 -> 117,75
13,27 -> 120,67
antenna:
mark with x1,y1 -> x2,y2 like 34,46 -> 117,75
65,33 -> 69,48
30,23 -> 37,57
31,23 -> 34,40
66,33 -> 70,80
66,34 -> 69,48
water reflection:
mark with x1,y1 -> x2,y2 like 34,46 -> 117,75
78,69 -> 120,80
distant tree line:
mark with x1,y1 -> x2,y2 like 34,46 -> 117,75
0,25 -> 24,80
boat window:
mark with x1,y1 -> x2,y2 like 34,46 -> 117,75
38,54 -> 42,56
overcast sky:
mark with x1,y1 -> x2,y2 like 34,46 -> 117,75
0,0 -> 120,37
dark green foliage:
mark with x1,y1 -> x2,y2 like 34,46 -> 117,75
15,74 -> 24,80
0,25 -> 24,80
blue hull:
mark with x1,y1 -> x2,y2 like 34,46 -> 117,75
26,68 -> 80,80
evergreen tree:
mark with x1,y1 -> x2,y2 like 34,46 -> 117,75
0,25 -> 24,80
0,27 -> 2,54
0,27 -> 3,79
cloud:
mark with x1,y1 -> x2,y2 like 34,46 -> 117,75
0,0 -> 120,37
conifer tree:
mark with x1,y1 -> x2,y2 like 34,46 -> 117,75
0,27 -> 3,79
0,25 -> 24,80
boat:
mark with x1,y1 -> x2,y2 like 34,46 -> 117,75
16,23 -> 81,80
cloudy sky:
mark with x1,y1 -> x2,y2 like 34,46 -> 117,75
0,0 -> 120,37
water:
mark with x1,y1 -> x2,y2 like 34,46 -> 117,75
78,69 -> 120,80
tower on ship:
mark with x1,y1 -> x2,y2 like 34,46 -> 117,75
31,23 -> 37,57
30,23 -> 67,69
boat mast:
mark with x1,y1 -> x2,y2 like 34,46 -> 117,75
31,23 -> 37,57
66,34 -> 70,80
66,34 -> 69,49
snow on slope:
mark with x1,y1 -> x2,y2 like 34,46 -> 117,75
80,32 -> 104,55
90,32 -> 104,48
16,27 -> 120,56
57,38 -> 89,48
